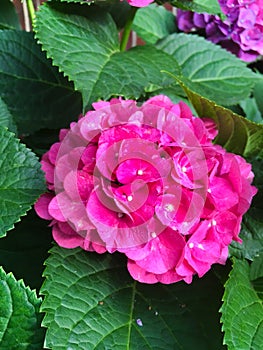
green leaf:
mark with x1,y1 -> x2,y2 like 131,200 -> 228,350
0,0 -> 20,30
170,0 -> 222,15
34,3 -> 180,109
41,246 -> 225,350
0,267 -> 44,349
0,29 -> 82,134
173,78 -> 263,158
250,255 -> 263,299
0,210 -> 52,290
230,157 -> 263,261
250,255 -> 263,281
0,97 -> 17,134
34,4 -> 119,106
230,209 -> 263,261
221,258 -> 263,350
157,33 -> 257,106
240,97 -> 263,124
132,4 -> 176,45
88,45 -> 180,105
254,79 -> 263,117
0,127 -> 45,238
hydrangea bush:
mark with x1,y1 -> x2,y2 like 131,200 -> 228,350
0,0 -> 262,349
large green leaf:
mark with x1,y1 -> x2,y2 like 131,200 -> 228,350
34,3 -> 180,110
0,0 -> 20,30
157,33 -> 258,106
132,4 -> 176,44
0,30 -> 82,134
0,267 -> 44,349
221,258 -> 263,350
170,0 -> 222,15
0,210 -> 52,290
0,127 -> 45,238
41,247 -> 225,349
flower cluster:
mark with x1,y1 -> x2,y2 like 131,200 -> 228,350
35,95 -> 256,284
177,0 -> 263,62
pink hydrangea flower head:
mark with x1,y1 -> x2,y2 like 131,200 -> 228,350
35,95 -> 257,284
177,0 -> 263,61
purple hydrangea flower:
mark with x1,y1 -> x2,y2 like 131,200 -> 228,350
177,0 -> 263,62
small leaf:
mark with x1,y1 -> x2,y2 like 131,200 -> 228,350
0,127 -> 45,238
254,79 -> 263,117
170,0 -> 222,15
132,4 -> 176,44
230,209 -> 263,261
41,247 -> 225,349
0,0 -> 20,30
157,33 -> 258,106
34,3 -> 180,110
0,29 -> 82,134
240,97 -> 263,124
250,255 -> 263,281
221,258 -> 263,350
0,97 -> 17,134
230,157 -> 263,261
0,267 -> 44,349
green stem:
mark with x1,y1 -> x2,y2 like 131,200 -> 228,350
120,7 -> 138,52
26,0 -> 36,25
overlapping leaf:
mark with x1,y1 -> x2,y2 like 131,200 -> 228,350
0,30 -> 82,134
174,79 -> 263,158
0,267 -> 44,349
221,258 -> 263,350
157,33 -> 258,106
41,247 -> 225,349
132,4 -> 176,44
34,3 -> 180,110
0,127 -> 45,237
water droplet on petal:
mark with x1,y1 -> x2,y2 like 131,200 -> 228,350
189,242 -> 194,249
164,203 -> 174,212
127,195 -> 133,202
151,232 -> 157,238
212,219 -> 217,226
137,169 -> 143,175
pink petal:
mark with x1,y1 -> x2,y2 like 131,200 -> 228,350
34,193 -> 54,220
